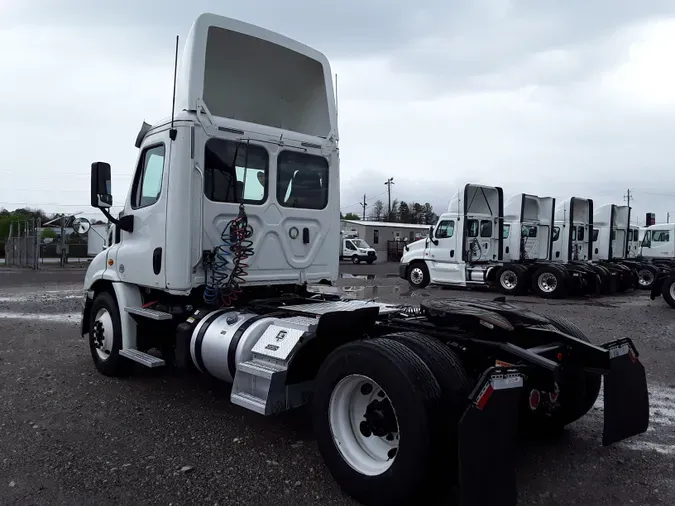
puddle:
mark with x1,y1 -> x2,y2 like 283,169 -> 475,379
307,284 -> 402,299
339,273 -> 376,280
0,312 -> 81,323
0,294 -> 81,303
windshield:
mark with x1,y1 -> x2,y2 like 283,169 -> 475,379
352,239 -> 370,249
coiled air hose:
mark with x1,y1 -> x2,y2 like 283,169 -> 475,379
203,204 -> 254,307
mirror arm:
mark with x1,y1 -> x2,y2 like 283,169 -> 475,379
100,207 -> 134,233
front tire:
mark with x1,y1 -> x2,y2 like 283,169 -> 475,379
406,262 -> 430,289
88,291 -> 131,377
637,266 -> 657,290
352,255 -> 360,264
312,339 -> 441,506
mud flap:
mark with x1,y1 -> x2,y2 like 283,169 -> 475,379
650,273 -> 668,300
601,339 -> 649,446
457,367 -> 524,506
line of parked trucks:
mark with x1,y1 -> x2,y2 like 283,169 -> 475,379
398,183 -> 675,307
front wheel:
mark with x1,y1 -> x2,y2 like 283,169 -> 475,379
352,255 -> 361,264
637,266 -> 656,290
406,262 -> 430,289
88,290 -> 131,377
312,339 -> 441,506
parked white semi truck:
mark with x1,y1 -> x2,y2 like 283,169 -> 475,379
80,14 -> 650,506
634,223 -> 675,307
400,185 -> 605,298
590,204 -> 659,291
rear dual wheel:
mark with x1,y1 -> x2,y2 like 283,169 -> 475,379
531,265 -> 567,299
660,274 -> 675,309
521,315 -> 601,434
496,264 -> 528,295
312,335 -> 469,506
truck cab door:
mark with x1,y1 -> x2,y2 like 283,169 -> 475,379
344,239 -> 357,258
427,219 -> 463,283
113,134 -> 169,289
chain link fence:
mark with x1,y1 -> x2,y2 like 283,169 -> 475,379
3,219 -> 40,269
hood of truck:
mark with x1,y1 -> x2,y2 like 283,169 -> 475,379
401,238 -> 427,263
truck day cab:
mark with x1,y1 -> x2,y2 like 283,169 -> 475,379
81,14 -> 650,506
637,223 -> 675,308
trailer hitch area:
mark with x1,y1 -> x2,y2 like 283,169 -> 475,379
601,338 -> 650,446
457,366 -> 524,506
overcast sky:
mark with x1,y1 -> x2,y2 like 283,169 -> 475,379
2,1 -> 675,225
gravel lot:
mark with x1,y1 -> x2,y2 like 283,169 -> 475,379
1,263 -> 674,505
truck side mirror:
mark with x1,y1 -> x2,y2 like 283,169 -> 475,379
91,162 -> 113,209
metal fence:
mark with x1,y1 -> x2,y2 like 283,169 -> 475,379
3,219 -> 40,269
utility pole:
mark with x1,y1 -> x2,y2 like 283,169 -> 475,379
60,215 -> 66,267
624,188 -> 632,208
384,177 -> 394,219
360,194 -> 367,221
668,212 -> 670,224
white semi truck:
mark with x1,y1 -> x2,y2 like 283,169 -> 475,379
634,223 -> 675,307
590,204 -> 660,292
80,13 -> 650,506
399,185 -> 605,298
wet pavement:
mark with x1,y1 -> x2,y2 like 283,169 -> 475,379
1,266 -> 675,505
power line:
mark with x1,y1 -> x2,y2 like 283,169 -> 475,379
340,190 -> 388,211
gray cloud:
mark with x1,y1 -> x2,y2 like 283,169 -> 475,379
2,1 -> 675,226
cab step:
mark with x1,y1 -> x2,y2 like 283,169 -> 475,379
119,348 -> 166,367
124,307 -> 173,321
231,391 -> 267,414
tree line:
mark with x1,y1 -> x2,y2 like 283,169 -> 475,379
341,199 -> 438,225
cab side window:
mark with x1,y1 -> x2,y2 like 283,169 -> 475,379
131,144 -> 165,209
436,220 -> 454,239
552,226 -> 560,242
345,241 -> 356,250
652,230 -> 670,242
